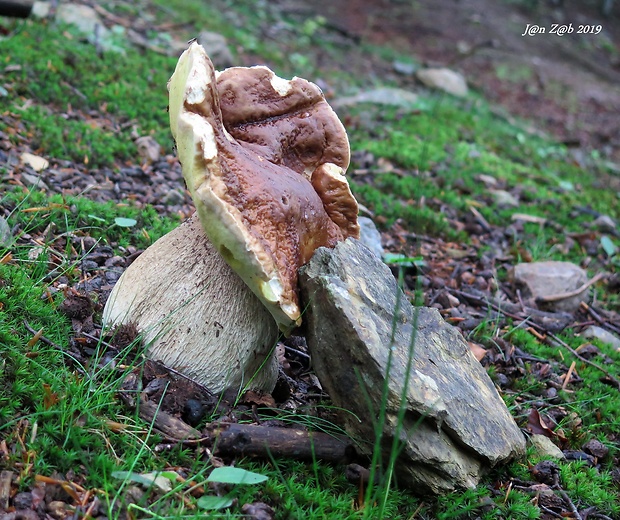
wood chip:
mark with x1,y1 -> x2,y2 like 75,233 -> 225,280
0,470 -> 13,511
511,213 -> 547,225
561,361 -> 577,390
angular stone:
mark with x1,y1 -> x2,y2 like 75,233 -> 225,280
56,4 -> 108,40
593,214 -> 616,234
134,135 -> 161,163
529,434 -> 565,460
512,261 -> 589,313
56,4 -> 124,53
299,239 -> 525,494
20,152 -> 48,172
490,189 -> 519,208
32,2 -> 51,18
416,68 -> 468,97
358,216 -> 384,259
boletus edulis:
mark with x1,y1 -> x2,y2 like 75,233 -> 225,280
103,43 -> 359,393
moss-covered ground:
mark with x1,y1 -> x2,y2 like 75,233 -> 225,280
1,1 -> 619,518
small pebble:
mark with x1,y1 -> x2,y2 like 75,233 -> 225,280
13,492 -> 33,510
494,373 -> 510,387
80,260 -> 99,272
460,271 -> 475,284
47,500 -> 70,520
582,438 -> 609,460
430,277 -> 445,289
182,399 -> 208,426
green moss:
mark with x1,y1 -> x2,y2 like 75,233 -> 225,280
344,96 -> 618,254
2,189 -> 177,255
0,21 -> 176,167
561,462 -> 620,515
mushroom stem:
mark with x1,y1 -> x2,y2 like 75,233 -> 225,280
103,216 -> 279,394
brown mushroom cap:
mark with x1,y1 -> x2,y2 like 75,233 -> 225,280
216,66 -> 350,177
168,43 -> 359,333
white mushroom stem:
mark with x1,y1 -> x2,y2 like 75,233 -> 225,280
102,216 -> 279,394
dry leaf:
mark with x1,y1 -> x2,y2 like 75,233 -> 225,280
468,341 -> 488,362
42,384 -> 59,410
527,408 -> 555,438
242,391 -> 276,408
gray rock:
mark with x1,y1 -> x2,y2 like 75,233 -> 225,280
31,2 -> 51,18
529,434 -> 565,460
162,189 -> 186,206
21,171 -> 49,190
135,136 -> 160,163
477,174 -> 498,188
333,88 -> 419,109
56,4 -> 108,38
56,4 -> 124,53
393,60 -> 417,76
197,31 -> 234,68
490,189 -> 519,208
580,325 -> 620,351
593,215 -> 617,234
299,239 -> 525,494
358,217 -> 384,259
416,68 -> 468,97
0,216 -> 12,248
512,261 -> 589,313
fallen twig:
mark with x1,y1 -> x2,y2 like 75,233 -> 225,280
553,474 -> 582,520
450,288 -> 572,333
118,390 -> 355,464
447,291 -> 620,390
561,361 -> 576,390
536,273 -> 606,304
547,333 -> 620,391
469,206 -> 492,233
538,504 -> 563,519
117,391 -> 201,441
580,302 -> 620,336
0,470 -> 12,511
203,422 -> 355,463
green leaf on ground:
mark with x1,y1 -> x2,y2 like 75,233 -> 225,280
207,466 -> 268,485
114,217 -> 138,228
600,235 -> 617,257
111,471 -> 175,492
196,495 -> 235,510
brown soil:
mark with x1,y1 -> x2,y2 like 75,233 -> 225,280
309,0 -> 620,162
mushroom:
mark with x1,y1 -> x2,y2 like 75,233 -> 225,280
103,43 -> 358,393
168,42 -> 359,332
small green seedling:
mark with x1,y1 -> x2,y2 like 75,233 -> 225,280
383,253 -> 426,268
198,467 -> 268,511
